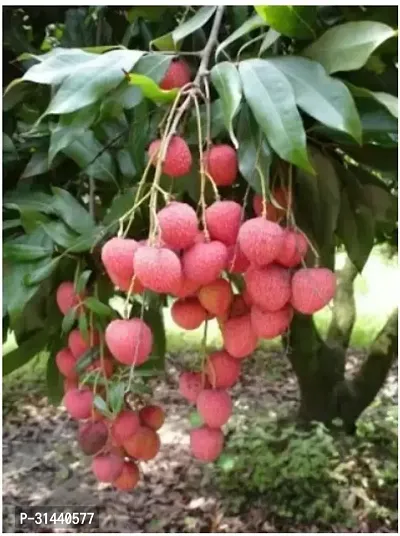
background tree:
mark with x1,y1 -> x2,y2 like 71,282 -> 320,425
3,6 -> 398,435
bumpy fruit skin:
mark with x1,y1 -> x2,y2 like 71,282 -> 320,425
222,314 -> 258,359
179,371 -> 205,404
56,281 -> 83,315
205,350 -> 240,389
68,329 -> 100,359
245,265 -> 291,312
276,229 -> 308,268
198,278 -> 233,317
160,59 -> 191,90
204,144 -> 238,186
171,276 -> 200,299
251,304 -> 293,339
171,298 -> 207,330
182,241 -> 228,285
190,426 -> 224,462
291,268 -> 336,314
111,410 -> 140,445
157,202 -> 198,250
205,201 -> 242,246
92,453 -> 124,483
148,136 -> 192,177
197,389 -> 232,428
101,237 -> 143,293
226,244 -> 250,274
123,426 -> 160,460
78,420 -> 109,455
238,217 -> 285,267
105,319 -> 153,366
139,405 -> 165,431
114,461 -> 140,491
64,388 -> 93,420
56,348 -> 78,380
253,187 -> 289,222
134,246 -> 182,294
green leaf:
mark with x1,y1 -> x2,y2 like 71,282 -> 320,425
151,32 -> 177,52
51,187 -> 95,235
346,83 -> 398,119
215,14 -> 266,60
126,6 -> 167,22
93,394 -> 111,417
341,145 -> 397,173
25,257 -> 60,286
239,59 -> 312,173
3,243 -> 53,262
134,53 -> 172,84
109,383 -> 126,414
4,191 -> 55,215
259,28 -> 280,55
236,105 -> 272,194
117,149 -> 136,178
79,310 -> 89,341
21,151 -> 49,179
76,346 -> 100,374
45,49 -> 144,115
255,6 -> 317,39
270,56 -> 361,143
172,6 -> 217,45
303,22 -> 395,74
3,329 -> 48,375
84,297 -> 114,317
42,221 -> 83,251
61,306 -> 77,333
103,187 -> 137,225
128,73 -> 178,103
210,62 -> 242,148
76,270 -> 92,294
46,351 -> 64,405
189,411 -> 204,428
3,78 -> 32,111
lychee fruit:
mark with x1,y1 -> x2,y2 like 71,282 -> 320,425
148,135 -> 192,177
160,59 -> 191,90
56,281 -> 84,315
63,377 -> 78,393
291,268 -> 336,314
68,329 -> 100,359
205,350 -> 240,389
157,202 -> 198,250
113,461 -> 140,491
198,278 -> 233,316
64,388 -> 93,420
105,318 -> 153,366
56,348 -> 78,380
133,245 -> 182,294
123,426 -> 160,460
197,389 -> 232,428
91,453 -> 124,483
111,409 -> 140,445
245,264 -> 291,312
190,426 -> 224,462
222,314 -> 258,359
205,201 -> 242,246
179,371 -> 205,404
78,420 -> 109,455
101,237 -> 143,293
276,229 -> 308,268
182,241 -> 228,285
226,243 -> 250,274
139,405 -> 165,431
253,187 -> 290,221
171,275 -> 200,299
171,298 -> 207,330
203,144 -> 238,186
251,304 -> 293,339
238,217 -> 285,266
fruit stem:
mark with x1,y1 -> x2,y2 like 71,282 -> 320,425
257,165 -> 268,219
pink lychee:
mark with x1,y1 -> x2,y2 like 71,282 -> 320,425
238,217 -> 285,266
105,318 -> 153,366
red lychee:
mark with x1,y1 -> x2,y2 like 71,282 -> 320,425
253,187 -> 290,221
276,229 -> 308,268
78,420 -> 109,455
123,426 -> 160,460
56,348 -> 78,380
251,304 -> 293,339
139,405 -> 165,431
64,388 -> 93,420
148,136 -> 192,177
68,329 -> 100,359
198,278 -> 233,316
179,371 -> 205,404
171,275 -> 200,299
171,297 -> 207,330
101,237 -> 143,293
190,426 -> 224,462
205,201 -> 242,246
226,243 -> 250,274
222,314 -> 258,359
182,241 -> 228,285
238,217 -> 285,266
92,453 -> 124,483
245,264 -> 291,312
205,350 -> 240,389
105,318 -> 152,366
133,245 -> 182,294
111,409 -> 140,445
197,389 -> 232,428
157,201 -> 198,250
56,281 -> 84,315
114,461 -> 140,491
291,268 -> 336,314
203,144 -> 238,186
160,59 -> 191,90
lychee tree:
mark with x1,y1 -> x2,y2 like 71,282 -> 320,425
3,4 -> 398,483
